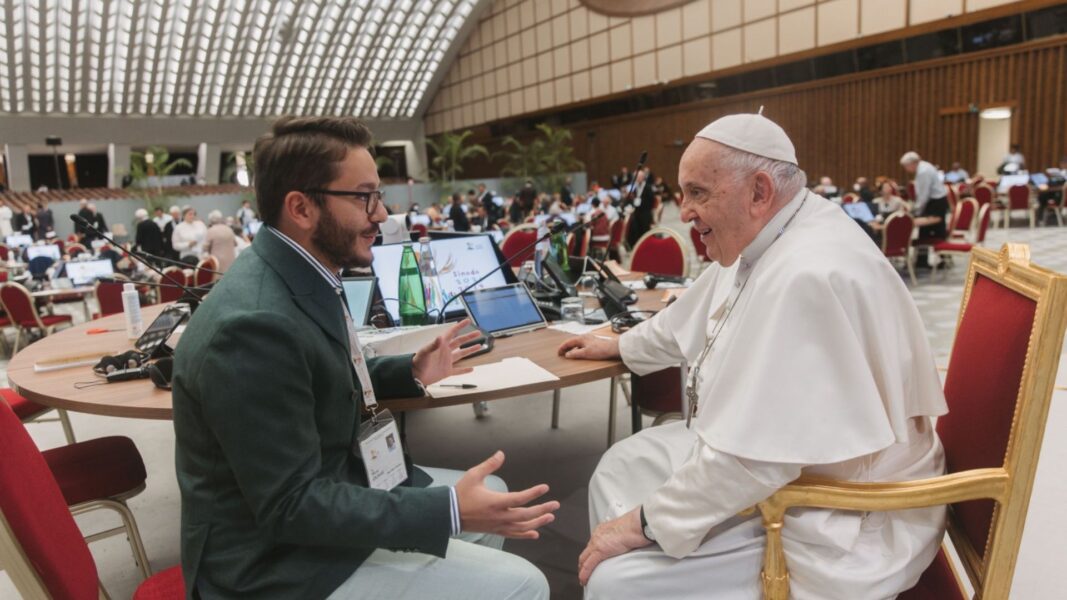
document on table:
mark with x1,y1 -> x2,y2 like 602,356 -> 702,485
548,321 -> 611,335
427,357 -> 559,398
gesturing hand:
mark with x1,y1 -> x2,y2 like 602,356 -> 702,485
578,508 -> 651,586
557,333 -> 620,361
412,319 -> 483,386
456,451 -> 559,539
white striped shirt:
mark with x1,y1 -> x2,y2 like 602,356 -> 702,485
267,226 -> 461,537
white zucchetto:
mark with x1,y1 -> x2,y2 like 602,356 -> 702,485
695,113 -> 798,165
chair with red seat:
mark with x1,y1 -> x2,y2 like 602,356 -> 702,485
66,242 -> 89,258
0,401 -> 183,598
630,227 -> 687,277
158,266 -> 187,303
0,387 -> 77,444
881,212 -> 916,286
499,224 -> 538,267
946,198 -> 979,242
933,203 -> 992,278
0,244 -> 9,261
754,243 -> 1067,600
94,277 -> 129,318
840,192 -> 858,204
411,222 -> 429,237
567,228 -> 590,258
0,282 -> 74,352
195,256 -> 219,287
1002,184 -> 1034,229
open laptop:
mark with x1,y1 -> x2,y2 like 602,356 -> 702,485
26,245 -> 62,261
64,259 -> 114,286
843,202 -> 876,223
5,234 -> 33,248
460,283 -> 548,338
341,276 -> 378,327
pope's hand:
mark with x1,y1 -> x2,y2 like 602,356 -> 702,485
456,451 -> 559,539
412,318 -> 483,385
578,508 -> 651,586
557,334 -> 620,360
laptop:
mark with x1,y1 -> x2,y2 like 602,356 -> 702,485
843,202 -> 876,223
5,234 -> 33,248
460,283 -> 548,338
65,259 -> 114,286
26,245 -> 62,261
341,276 -> 378,327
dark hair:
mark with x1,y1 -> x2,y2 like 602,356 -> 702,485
253,115 -> 373,226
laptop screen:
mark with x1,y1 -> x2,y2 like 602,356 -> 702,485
26,245 -> 62,261
460,284 -> 546,337
843,202 -> 875,222
5,234 -> 33,248
65,259 -> 114,286
341,277 -> 377,327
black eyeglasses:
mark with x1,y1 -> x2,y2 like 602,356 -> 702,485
305,189 -> 384,215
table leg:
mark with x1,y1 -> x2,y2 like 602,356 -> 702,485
551,389 -> 561,429
607,376 -> 617,448
631,376 -> 642,434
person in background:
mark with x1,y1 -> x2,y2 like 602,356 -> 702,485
625,169 -> 655,248
162,205 -> 181,259
651,175 -> 671,203
205,209 -> 238,273
237,199 -> 257,228
945,162 -> 970,184
134,208 -> 164,261
900,151 -> 949,249
852,177 -> 874,203
75,199 -> 93,240
518,180 -> 538,215
813,175 -> 839,199
34,200 -> 54,239
449,193 -> 471,232
172,206 -> 207,261
508,195 -> 524,225
874,180 -> 909,217
560,176 -> 574,208
0,199 -> 13,237
477,183 -> 497,222
87,203 -> 108,243
612,166 -> 632,190
1002,143 -> 1026,171
11,206 -> 33,240
588,198 -> 612,259
153,207 -> 171,231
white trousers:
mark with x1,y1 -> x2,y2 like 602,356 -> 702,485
328,467 -> 549,600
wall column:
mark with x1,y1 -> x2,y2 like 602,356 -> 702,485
197,143 -> 221,185
3,145 -> 31,191
406,121 -> 430,182
107,143 -> 131,188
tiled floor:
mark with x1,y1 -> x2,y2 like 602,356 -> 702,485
2,204 -> 1065,599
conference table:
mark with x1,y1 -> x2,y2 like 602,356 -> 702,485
7,284 -> 672,445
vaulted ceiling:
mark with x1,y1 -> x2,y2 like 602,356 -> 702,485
0,0 -> 479,119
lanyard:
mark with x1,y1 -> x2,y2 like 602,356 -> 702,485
338,289 -> 380,418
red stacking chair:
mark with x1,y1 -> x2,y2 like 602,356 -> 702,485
630,228 -> 686,277
754,243 -> 1067,600
0,245 -> 9,261
159,266 -> 187,303
0,282 -> 73,352
1003,184 -> 1034,228
881,212 -> 916,286
94,277 -> 128,318
933,204 -> 993,278
840,193 -> 858,204
0,400 -> 184,598
947,198 -> 979,242
66,242 -> 89,258
499,225 -> 538,267
566,228 -> 590,258
972,182 -> 995,207
607,217 -> 626,261
411,223 -> 428,237
689,225 -> 711,264
0,387 -> 77,444
195,255 -> 218,287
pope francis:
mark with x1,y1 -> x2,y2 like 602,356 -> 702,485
558,114 -> 948,599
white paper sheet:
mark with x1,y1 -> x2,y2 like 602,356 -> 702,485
548,321 -> 611,335
427,356 -> 559,398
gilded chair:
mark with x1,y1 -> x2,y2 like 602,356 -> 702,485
754,243 -> 1067,600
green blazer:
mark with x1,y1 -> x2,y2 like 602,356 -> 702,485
173,227 -> 451,599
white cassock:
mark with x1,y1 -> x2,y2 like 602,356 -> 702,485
587,190 -> 948,600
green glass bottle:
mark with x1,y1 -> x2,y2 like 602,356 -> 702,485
551,231 -> 570,271
398,244 -> 427,326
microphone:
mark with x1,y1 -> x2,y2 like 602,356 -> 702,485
69,214 -> 210,311
433,224 -> 570,324
133,249 -> 224,274
96,277 -> 214,292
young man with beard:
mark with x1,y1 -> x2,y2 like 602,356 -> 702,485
173,116 -> 556,599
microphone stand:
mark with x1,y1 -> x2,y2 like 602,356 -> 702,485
434,213 -> 606,324
133,249 -> 224,275
69,215 -> 209,312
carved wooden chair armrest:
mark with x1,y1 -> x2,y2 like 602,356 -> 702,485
753,468 -> 1009,600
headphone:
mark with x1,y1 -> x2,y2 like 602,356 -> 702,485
92,351 -> 174,390
147,357 -> 174,390
93,350 -> 147,375
610,310 -> 658,334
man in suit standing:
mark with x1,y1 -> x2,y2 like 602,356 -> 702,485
35,201 -> 54,239
133,208 -> 164,261
173,116 -> 555,599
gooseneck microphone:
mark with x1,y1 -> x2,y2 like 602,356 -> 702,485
69,214 -> 210,311
433,213 -> 605,324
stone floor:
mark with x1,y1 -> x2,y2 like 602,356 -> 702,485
2,203 -> 1066,599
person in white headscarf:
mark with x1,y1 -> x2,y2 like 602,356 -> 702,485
558,113 -> 948,599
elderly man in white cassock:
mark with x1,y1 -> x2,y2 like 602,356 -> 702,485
558,113 -> 948,599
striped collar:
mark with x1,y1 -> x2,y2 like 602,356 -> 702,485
265,225 -> 342,289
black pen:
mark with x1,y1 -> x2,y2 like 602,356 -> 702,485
439,383 -> 478,389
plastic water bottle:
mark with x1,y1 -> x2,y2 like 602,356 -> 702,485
122,283 -> 143,339
417,236 -> 445,316
397,244 -> 427,326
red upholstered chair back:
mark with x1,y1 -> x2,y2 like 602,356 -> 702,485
569,228 -> 590,258
0,402 -> 99,599
841,193 -> 858,204
411,223 -> 428,237
0,245 -> 8,261
689,225 -> 710,263
881,212 -> 913,258
159,267 -> 187,303
973,183 -> 995,206
95,280 -> 127,318
632,367 -> 683,415
195,256 -> 218,287
906,182 -> 916,200
932,244 -> 1067,597
957,182 -> 972,197
976,204 -> 993,244
1007,185 -> 1029,210
949,198 -> 978,238
0,282 -> 41,329
897,548 -> 967,600
500,226 -> 537,267
946,184 -> 959,211
496,219 -> 511,232
630,228 -> 686,276
67,243 -> 88,258
52,240 -> 65,255
608,218 -> 625,248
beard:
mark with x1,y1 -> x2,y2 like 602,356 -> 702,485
311,207 -> 375,269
